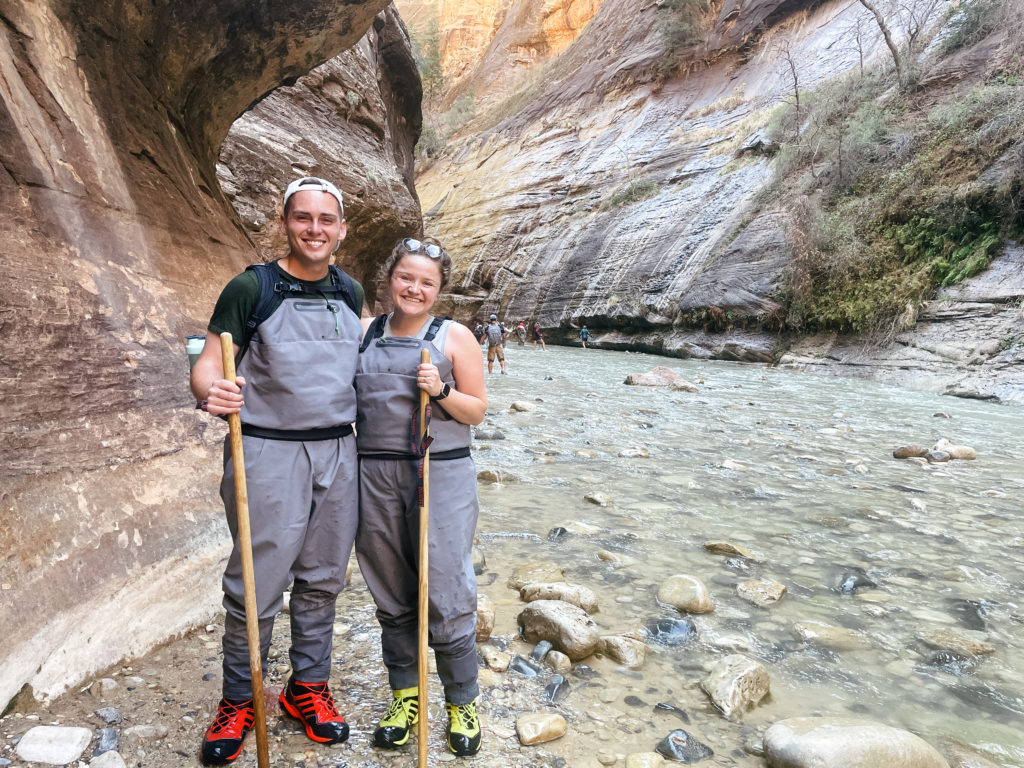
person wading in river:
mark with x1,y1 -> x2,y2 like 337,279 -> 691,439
484,313 -> 508,374
190,177 -> 362,764
354,237 -> 487,756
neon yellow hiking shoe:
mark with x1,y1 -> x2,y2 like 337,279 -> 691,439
446,700 -> 481,757
373,687 -> 419,749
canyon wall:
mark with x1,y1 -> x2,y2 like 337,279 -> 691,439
0,0 -> 419,709
411,0 -> 1024,402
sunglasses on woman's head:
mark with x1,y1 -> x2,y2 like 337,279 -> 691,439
403,238 -> 445,259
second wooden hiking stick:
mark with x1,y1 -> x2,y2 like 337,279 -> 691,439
417,347 -> 431,767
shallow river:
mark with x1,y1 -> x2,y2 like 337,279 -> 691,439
469,344 -> 1024,766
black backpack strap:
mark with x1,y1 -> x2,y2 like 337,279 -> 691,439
327,265 -> 358,317
423,316 -> 450,342
238,263 -> 280,363
359,314 -> 388,352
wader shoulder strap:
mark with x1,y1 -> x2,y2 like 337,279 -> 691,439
423,316 -> 450,342
359,314 -> 388,352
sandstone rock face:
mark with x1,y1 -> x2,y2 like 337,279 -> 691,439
0,0 -> 414,710
763,718 -> 951,768
410,0 -> 1023,402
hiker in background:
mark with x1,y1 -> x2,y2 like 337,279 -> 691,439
355,236 -> 486,757
515,320 -> 527,346
473,322 -> 485,345
579,325 -> 591,348
190,177 -> 361,764
531,320 -> 546,351
484,313 -> 508,374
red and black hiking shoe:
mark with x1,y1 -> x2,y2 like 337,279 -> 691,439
279,679 -> 350,744
200,697 -> 254,765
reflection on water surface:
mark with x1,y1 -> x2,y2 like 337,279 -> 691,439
472,344 -> 1024,766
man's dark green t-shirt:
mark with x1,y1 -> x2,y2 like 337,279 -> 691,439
208,261 -> 365,342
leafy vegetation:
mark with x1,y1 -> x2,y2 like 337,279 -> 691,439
601,181 -> 660,210
658,0 -> 710,75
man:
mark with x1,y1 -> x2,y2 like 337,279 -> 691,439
515,321 -> 526,346
190,177 -> 363,764
579,325 -> 591,348
531,320 -> 546,351
483,313 -> 508,374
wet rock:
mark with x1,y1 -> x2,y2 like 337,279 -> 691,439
655,702 -> 690,723
472,546 -> 486,575
792,620 -> 871,650
597,749 -> 619,766
763,717 -> 950,768
598,633 -> 648,668
655,729 -> 714,763
544,650 -> 572,673
516,713 -> 567,745
524,640 -> 552,663
521,581 -> 599,613
737,578 -> 786,606
937,737 -> 1007,768
916,628 -> 995,657
947,599 -> 990,631
94,727 -> 120,755
508,561 -> 565,589
90,752 -> 128,768
932,438 -> 976,460
644,617 -> 697,646
548,526 -> 569,541
920,650 -> 978,676
627,753 -> 667,767
658,574 -> 714,614
893,445 -> 929,459
721,459 -> 749,471
949,681 -> 1024,719
576,449 -> 599,458
510,400 -> 536,412
95,707 -> 122,725
122,724 -> 169,743
518,600 -> 601,660
585,491 -> 614,506
482,646 -> 511,672
543,674 -> 570,703
473,428 -> 506,440
619,447 -> 652,458
477,469 -> 518,484
839,572 -> 877,594
509,655 -> 543,677
477,594 -> 495,641
701,654 -> 770,719
625,366 -> 688,387
925,450 -> 951,463
669,379 -> 700,393
703,540 -> 761,560
15,726 -> 92,765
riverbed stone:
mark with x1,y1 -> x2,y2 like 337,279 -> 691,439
518,600 -> 601,660
701,654 -> 771,719
94,727 -> 119,755
894,445 -> 929,458
658,575 -> 714,613
95,706 -> 122,724
669,379 -> 700,392
472,546 -> 486,575
520,581 -> 599,613
545,650 -> 572,672
585,490 -> 614,506
737,578 -> 786,606
90,752 -> 128,768
16,726 -> 93,765
627,752 -> 666,767
510,400 -> 536,412
477,593 -> 495,641
655,729 -> 714,762
516,713 -> 567,745
508,561 -> 565,589
792,620 -> 872,650
645,617 -> 698,646
619,447 -> 651,458
625,366 -> 688,387
598,632 -> 647,668
925,450 -> 951,462
481,645 -> 511,672
703,540 -> 761,560
763,717 -> 950,768
477,469 -> 518,484
916,628 -> 995,657
932,438 -> 977,460
122,724 -> 168,743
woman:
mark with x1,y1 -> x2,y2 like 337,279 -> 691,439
354,237 -> 487,757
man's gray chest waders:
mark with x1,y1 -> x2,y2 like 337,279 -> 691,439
237,267 -> 362,436
355,315 -> 471,456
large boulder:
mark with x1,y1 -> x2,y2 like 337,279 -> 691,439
518,600 -> 600,661
763,718 -> 950,768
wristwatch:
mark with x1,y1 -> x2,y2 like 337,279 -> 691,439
435,382 -> 451,400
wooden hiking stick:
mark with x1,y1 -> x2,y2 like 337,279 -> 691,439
417,347 -> 431,767
220,332 -> 270,768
